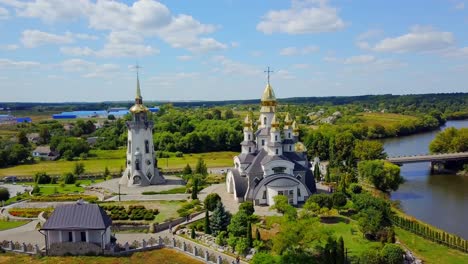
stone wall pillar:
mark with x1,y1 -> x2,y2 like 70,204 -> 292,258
217,255 -> 222,264
172,238 -> 176,247
205,250 -> 209,261
183,241 -> 187,251
193,246 -> 197,256
142,239 -> 147,249
124,242 -> 129,251
158,236 -> 163,246
8,241 -> 13,250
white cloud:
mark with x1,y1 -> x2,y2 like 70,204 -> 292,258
276,69 -> 295,79
0,7 -> 9,19
372,26 -> 454,53
292,63 -> 310,69
12,0 -> 90,23
231,42 -> 239,48
344,55 -> 376,64
250,51 -> 263,57
0,58 -> 40,69
73,33 -> 99,40
455,2 -> 465,10
0,44 -> 18,51
61,31 -> 158,58
60,58 -> 120,78
279,45 -> 319,56
356,29 -> 383,50
212,56 -> 262,76
257,0 -> 345,34
21,30 -> 73,48
4,0 -> 226,53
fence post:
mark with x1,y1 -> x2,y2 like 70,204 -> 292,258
193,246 -> 197,256
124,242 -> 129,252
142,239 -> 147,249
217,255 -> 222,264
183,241 -> 187,251
205,250 -> 209,261
158,236 -> 163,246
9,241 -> 13,250
35,244 -> 40,254
22,243 -> 27,252
172,238 -> 176,247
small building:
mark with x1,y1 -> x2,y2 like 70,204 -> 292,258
27,133 -> 41,144
32,146 -> 59,160
40,202 -> 112,256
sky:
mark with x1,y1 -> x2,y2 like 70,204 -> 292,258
0,0 -> 468,102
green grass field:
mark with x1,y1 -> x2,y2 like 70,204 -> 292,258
355,112 -> 418,128
0,150 -> 236,177
0,220 -> 29,231
396,227 -> 468,264
0,248 -> 203,264
21,179 -> 104,195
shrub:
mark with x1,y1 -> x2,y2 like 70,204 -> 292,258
380,244 -> 405,264
0,188 -> 10,201
216,231 -> 227,246
63,173 -> 76,184
349,183 -> 362,194
74,182 -> 81,187
34,172 -> 51,184
31,185 -> 41,195
204,193 -> 221,211
331,192 -> 347,208
308,194 -> 333,209
144,212 -> 155,221
175,151 -> 183,157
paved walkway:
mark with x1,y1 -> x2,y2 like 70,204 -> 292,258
91,176 -> 185,195
0,220 -> 43,246
105,194 -> 189,201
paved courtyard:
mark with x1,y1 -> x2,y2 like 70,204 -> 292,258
91,175 -> 185,195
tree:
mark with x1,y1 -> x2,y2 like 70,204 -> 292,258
212,109 -> 222,120
195,158 -> 208,176
224,109 -> 234,119
73,162 -> 85,177
239,201 -> 255,216
63,172 -> 76,184
210,201 -> 231,235
380,244 -> 405,264
228,210 -> 249,237
325,166 -> 331,183
429,127 -> 468,153
34,172 -> 51,184
204,210 -> 212,234
182,163 -> 192,175
314,162 -> 321,182
247,221 -> 253,247
191,227 -> 196,239
31,184 -> 41,195
337,236 -> 345,264
331,192 -> 347,209
358,160 -> 404,192
107,114 -> 116,120
251,252 -> 280,264
270,195 -> 289,214
359,247 -> 381,264
191,177 -> 199,200
358,207 -> 384,239
0,187 -> 10,201
39,126 -> 51,144
354,140 -> 386,161
235,237 -> 250,256
204,193 -> 221,211
17,131 -> 29,147
307,194 -> 333,209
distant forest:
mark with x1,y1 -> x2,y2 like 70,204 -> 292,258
1,93 -> 467,114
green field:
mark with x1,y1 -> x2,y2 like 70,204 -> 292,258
0,220 -> 29,231
355,112 -> 418,128
0,150 -> 236,177
396,227 -> 468,264
0,247 -> 203,264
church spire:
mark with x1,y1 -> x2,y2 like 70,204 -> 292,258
129,65 -> 148,114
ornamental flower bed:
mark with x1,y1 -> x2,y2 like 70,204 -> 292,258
29,194 -> 98,202
9,207 -> 53,218
100,204 -> 159,221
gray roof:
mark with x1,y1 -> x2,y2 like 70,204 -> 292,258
245,149 -> 268,174
240,141 -> 256,146
262,154 -> 288,164
238,153 -> 255,163
255,127 -> 270,137
267,141 -> 282,147
267,177 -> 300,187
41,203 -> 112,230
230,169 -> 248,198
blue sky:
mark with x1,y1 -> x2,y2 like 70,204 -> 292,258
0,0 -> 467,102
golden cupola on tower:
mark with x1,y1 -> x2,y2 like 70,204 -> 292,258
260,83 -> 277,113
284,112 -> 293,129
129,73 -> 149,114
243,114 -> 253,131
270,114 -> 280,132
292,120 -> 300,136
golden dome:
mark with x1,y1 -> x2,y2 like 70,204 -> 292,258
284,112 -> 293,128
294,142 -> 307,153
292,120 -> 299,136
129,104 -> 149,114
261,84 -> 277,106
271,114 -> 280,129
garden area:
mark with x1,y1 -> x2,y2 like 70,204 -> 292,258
0,247 -> 203,264
0,220 -> 29,231
8,207 -> 53,218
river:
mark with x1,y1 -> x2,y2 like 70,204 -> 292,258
382,120 -> 468,239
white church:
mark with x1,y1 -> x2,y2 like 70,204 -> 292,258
119,73 -> 165,187
226,80 -> 316,206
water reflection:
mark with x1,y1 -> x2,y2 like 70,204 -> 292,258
383,120 -> 468,239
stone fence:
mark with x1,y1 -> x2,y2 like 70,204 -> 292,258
0,240 -> 41,255
112,235 -> 242,264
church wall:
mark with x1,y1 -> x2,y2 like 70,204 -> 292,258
262,160 -> 294,176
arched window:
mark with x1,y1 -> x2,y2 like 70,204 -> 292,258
289,145 -> 292,151
262,139 -> 265,146
135,159 -> 140,170
263,117 -> 267,125
248,147 -> 251,153
145,140 -> 149,153
275,135 -> 278,141
128,140 -> 131,153
275,148 -> 279,155
288,132 -> 291,138
248,134 -> 251,140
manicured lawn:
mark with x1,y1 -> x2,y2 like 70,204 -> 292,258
0,248 -> 203,264
0,150 -> 236,177
0,220 -> 29,231
396,227 -> 468,264
22,179 -> 105,195
142,186 -> 187,195
100,200 -> 185,223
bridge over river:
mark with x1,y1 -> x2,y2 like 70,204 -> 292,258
387,152 -> 468,172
